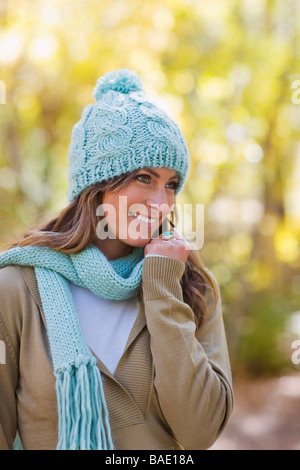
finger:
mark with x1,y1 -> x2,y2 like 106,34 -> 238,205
160,230 -> 176,240
171,227 -> 190,245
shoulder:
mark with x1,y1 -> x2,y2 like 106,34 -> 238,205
0,265 -> 41,322
0,266 -> 45,356
0,266 -> 30,355
0,265 -> 27,285
0,265 -> 35,298
0,265 -> 28,296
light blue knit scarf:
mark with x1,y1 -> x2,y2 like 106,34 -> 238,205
0,243 -> 145,450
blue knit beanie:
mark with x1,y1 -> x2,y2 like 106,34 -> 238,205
67,69 -> 190,202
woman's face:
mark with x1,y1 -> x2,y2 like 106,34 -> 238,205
96,167 -> 179,258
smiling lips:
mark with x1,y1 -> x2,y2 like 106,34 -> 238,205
128,210 -> 159,225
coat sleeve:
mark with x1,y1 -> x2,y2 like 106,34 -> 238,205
0,266 -> 23,450
141,256 -> 234,450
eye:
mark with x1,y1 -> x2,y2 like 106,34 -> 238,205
135,174 -> 179,190
166,181 -> 179,190
136,174 -> 151,184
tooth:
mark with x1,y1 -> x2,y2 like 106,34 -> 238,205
128,211 -> 157,223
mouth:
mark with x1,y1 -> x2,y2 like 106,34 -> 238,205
128,210 -> 159,225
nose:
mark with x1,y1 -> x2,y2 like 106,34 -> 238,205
146,186 -> 168,205
145,188 -> 174,217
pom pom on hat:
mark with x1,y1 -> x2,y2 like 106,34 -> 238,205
93,69 -> 145,100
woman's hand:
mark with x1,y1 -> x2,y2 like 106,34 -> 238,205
145,227 -> 191,263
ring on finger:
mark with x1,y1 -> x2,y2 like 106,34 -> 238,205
162,231 -> 175,240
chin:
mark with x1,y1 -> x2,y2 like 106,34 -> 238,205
123,237 -> 151,248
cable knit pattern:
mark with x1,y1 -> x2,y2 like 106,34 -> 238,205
67,69 -> 190,201
0,243 -> 145,449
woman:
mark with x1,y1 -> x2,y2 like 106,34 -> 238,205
0,69 -> 233,450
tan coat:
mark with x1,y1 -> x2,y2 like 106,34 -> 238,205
0,256 -> 233,450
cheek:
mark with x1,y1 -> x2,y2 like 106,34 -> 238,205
168,194 -> 176,207
102,192 -> 135,233
101,194 -> 119,232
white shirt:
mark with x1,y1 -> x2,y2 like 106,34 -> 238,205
69,254 -> 168,375
69,282 -> 139,375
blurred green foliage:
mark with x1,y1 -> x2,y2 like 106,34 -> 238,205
0,0 -> 300,376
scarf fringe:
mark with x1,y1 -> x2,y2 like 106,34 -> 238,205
55,356 -> 114,450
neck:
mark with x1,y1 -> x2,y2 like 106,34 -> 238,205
92,237 -> 134,260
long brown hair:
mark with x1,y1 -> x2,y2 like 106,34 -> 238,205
9,170 -> 218,329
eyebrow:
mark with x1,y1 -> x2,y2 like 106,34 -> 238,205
141,167 -> 179,181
